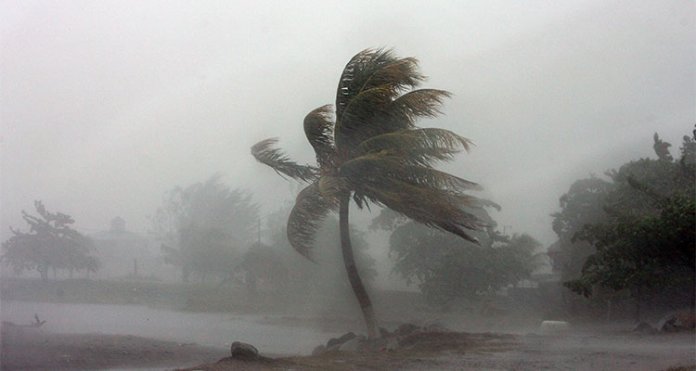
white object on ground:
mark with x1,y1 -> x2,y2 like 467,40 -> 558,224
539,320 -> 570,334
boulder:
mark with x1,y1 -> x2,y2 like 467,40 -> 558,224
658,314 -> 680,332
338,335 -> 365,352
230,341 -> 259,361
659,311 -> 695,332
327,332 -> 356,348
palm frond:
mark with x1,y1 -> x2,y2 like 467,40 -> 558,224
340,153 -> 482,192
318,175 -> 347,199
250,138 -> 318,182
303,105 -> 337,169
359,179 -> 486,243
287,181 -> 337,260
336,87 -> 397,148
336,49 -> 423,119
358,128 -> 473,165
335,49 -> 426,150
385,89 -> 451,124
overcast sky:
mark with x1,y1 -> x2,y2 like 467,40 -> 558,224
1,1 -> 693,256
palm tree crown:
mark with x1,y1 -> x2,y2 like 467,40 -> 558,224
251,48 -> 485,337
252,48 -> 484,258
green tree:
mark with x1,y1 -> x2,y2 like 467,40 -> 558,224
376,208 -> 540,307
1,201 -> 99,281
252,49 -> 483,337
560,130 -> 696,316
550,176 -> 613,280
151,175 -> 258,282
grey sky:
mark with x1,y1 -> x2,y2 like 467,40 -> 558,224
1,0 -> 693,253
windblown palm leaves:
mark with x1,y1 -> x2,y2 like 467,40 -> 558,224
251,48 -> 485,260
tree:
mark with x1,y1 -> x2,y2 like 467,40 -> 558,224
1,201 -> 99,281
566,194 -> 695,302
151,175 -> 258,282
559,130 -> 696,317
550,176 -> 613,281
252,49 -> 484,337
375,208 -> 541,307
551,132 -> 695,281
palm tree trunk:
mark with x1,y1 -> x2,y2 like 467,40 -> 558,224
339,193 -> 378,338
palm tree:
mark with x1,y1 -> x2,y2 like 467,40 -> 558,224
251,48 -> 484,338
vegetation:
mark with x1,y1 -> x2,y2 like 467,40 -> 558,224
151,175 -> 259,283
1,201 -> 99,281
251,48 -> 484,337
374,209 -> 541,307
554,130 -> 696,315
550,176 -> 613,281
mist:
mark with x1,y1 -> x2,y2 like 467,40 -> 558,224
1,1 -> 694,370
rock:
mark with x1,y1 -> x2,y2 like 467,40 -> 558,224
230,341 -> 259,361
338,335 -> 365,352
311,344 -> 326,356
327,332 -> 356,348
658,311 -> 695,332
325,343 -> 341,352
632,321 -> 656,334
658,314 -> 679,332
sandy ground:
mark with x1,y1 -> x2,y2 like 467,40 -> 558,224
180,330 -> 695,371
2,323 -> 694,370
1,325 -> 227,370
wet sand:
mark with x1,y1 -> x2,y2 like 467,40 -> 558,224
1,325 -> 226,370
3,324 -> 694,371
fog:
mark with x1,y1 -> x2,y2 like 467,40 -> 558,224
1,1 -> 694,370
3,1 -> 692,242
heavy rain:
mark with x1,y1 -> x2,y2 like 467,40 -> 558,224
1,1 -> 694,370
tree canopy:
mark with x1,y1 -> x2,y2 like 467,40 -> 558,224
375,208 -> 541,307
151,175 -> 259,282
554,129 -> 695,310
1,201 -> 99,281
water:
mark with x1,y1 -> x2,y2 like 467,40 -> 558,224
0,301 -> 338,355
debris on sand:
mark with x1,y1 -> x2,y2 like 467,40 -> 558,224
309,322 -> 511,356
